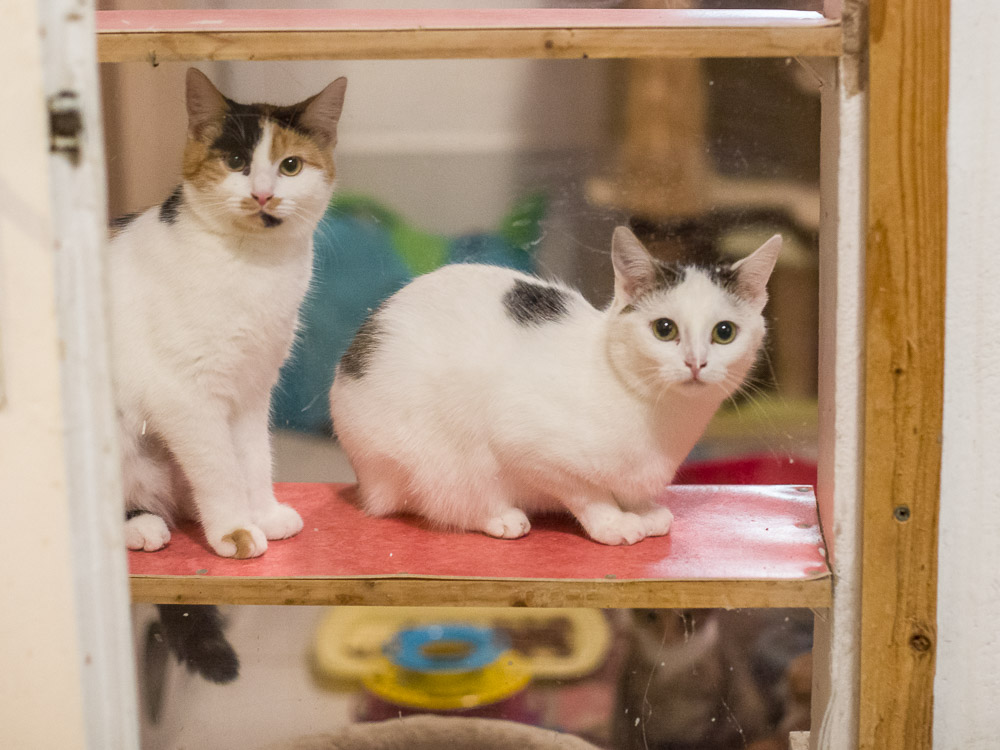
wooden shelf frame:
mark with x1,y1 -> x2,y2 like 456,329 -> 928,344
132,575 -> 831,609
11,0 -> 952,747
101,6 -> 843,618
96,8 -> 842,63
859,0 -> 947,746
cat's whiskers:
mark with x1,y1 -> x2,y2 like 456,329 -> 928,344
716,372 -> 802,460
744,395 -> 794,460
631,363 -> 676,399
544,224 -> 613,260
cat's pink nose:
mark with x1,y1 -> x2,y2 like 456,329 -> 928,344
251,191 -> 273,207
686,360 -> 707,377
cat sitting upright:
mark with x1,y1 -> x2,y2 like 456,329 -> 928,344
112,69 -> 347,558
330,227 -> 780,545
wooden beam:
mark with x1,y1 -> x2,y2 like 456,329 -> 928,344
860,0 -> 948,747
95,9 -> 841,62
131,575 -> 832,609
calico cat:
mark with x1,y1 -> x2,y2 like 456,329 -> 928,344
111,69 -> 347,558
329,227 -> 780,544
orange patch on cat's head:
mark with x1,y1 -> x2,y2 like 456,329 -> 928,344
182,136 -> 232,193
270,124 -> 336,182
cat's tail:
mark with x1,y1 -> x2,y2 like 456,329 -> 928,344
156,604 -> 239,684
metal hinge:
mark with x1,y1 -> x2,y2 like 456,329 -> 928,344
49,90 -> 83,165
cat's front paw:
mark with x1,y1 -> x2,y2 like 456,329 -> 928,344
584,511 -> 648,546
480,508 -> 531,539
640,506 -> 673,537
125,513 -> 171,551
253,501 -> 304,540
209,524 -> 268,559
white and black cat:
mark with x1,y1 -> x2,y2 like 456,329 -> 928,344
330,227 -> 780,544
111,69 -> 347,559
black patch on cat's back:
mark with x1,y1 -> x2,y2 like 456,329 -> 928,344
504,278 -> 570,327
339,311 -> 384,379
159,186 -> 183,225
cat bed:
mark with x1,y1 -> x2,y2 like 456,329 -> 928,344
260,715 -> 601,750
272,192 -> 546,434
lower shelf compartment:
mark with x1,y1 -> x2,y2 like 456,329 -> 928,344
129,482 -> 831,609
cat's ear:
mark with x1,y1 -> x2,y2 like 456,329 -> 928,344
299,77 -> 348,148
611,226 -> 658,307
185,68 -> 227,140
731,234 -> 782,308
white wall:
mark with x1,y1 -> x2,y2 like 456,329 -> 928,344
218,57 -> 613,235
934,3 -> 1000,747
214,0 -> 614,239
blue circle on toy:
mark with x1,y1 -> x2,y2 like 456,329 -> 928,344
385,624 -> 508,673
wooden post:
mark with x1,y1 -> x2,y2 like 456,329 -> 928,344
859,0 -> 948,748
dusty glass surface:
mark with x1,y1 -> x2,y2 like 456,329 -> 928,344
134,605 -> 814,749
107,53 -> 821,749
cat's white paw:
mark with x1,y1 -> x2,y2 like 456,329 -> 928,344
584,511 -> 648,546
125,513 -> 171,551
209,524 -> 268,559
480,508 -> 531,539
640,506 -> 673,537
254,501 -> 304,540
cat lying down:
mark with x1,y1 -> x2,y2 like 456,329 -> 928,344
331,227 -> 780,545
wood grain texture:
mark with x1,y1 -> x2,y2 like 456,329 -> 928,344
860,0 -> 948,747
95,9 -> 841,62
131,575 -> 831,609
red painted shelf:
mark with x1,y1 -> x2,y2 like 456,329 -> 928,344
130,483 -> 831,609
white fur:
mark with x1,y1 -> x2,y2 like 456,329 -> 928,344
330,229 -> 781,545
114,75 -> 345,558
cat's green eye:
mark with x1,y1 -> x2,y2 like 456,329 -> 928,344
224,153 -> 246,172
712,321 -> 738,344
280,157 -> 303,176
652,318 -> 678,342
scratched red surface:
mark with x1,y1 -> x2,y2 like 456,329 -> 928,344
128,483 -> 829,582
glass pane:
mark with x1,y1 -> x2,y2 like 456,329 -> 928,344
134,605 -> 812,748
106,45 -> 821,748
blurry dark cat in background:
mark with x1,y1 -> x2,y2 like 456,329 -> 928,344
615,609 -> 812,750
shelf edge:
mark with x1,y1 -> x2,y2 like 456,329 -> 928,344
98,25 -> 842,63
131,574 -> 832,609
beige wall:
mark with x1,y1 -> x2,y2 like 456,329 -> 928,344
0,1 -> 89,747
101,62 -> 190,218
